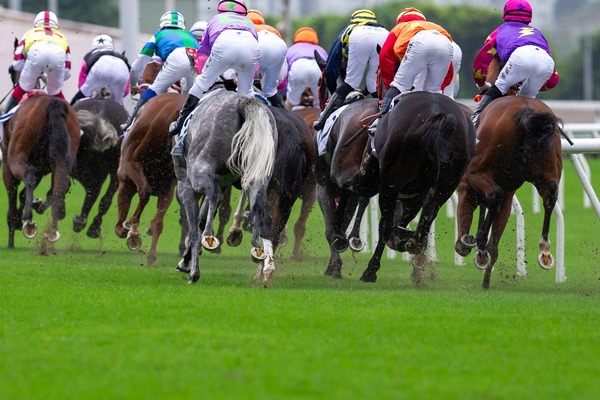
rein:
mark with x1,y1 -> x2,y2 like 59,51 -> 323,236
343,112 -> 380,147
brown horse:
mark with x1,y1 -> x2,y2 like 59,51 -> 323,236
2,95 -> 80,248
454,96 -> 563,289
114,92 -> 184,264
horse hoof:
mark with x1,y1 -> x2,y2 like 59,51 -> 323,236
201,236 -> 220,251
176,259 -> 191,273
32,198 -> 44,214
262,268 -> 275,288
251,247 -> 266,263
474,250 -> 491,270
86,227 -> 101,239
73,215 -> 86,233
349,237 -> 365,252
324,266 -> 342,279
461,235 -> 477,248
122,220 -> 131,231
188,273 -> 200,284
405,238 -> 421,255
332,237 -> 349,253
412,253 -> 427,269
126,233 -> 142,251
359,271 -> 377,283
145,227 -> 153,236
278,234 -> 288,248
22,221 -> 38,239
226,229 -> 243,247
538,251 -> 555,270
44,230 -> 61,243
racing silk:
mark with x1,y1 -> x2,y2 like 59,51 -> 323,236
286,42 -> 327,70
379,20 -> 452,89
473,21 -> 559,91
139,28 -> 199,61
78,49 -> 131,87
324,21 -> 385,94
198,12 -> 257,56
13,27 -> 71,72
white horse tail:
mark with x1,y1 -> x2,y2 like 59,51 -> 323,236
227,98 -> 276,191
77,109 -> 120,152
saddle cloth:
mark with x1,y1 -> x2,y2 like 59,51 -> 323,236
316,104 -> 351,156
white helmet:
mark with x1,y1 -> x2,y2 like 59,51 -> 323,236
92,34 -> 114,51
159,11 -> 185,30
34,11 -> 58,29
190,21 -> 207,40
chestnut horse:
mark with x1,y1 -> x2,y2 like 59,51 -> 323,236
454,96 -> 563,289
2,95 -> 80,247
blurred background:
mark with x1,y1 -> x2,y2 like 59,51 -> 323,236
1,0 -> 599,118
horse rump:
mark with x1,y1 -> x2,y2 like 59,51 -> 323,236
515,107 -> 561,153
417,113 -> 458,164
45,98 -> 74,172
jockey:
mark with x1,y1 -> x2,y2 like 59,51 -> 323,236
4,11 -> 71,113
247,9 -> 288,108
378,7 -> 454,115
169,0 -> 259,137
285,27 -> 328,110
313,9 -> 388,131
70,34 -> 131,105
120,11 -> 199,131
471,0 -> 559,123
190,20 -> 208,43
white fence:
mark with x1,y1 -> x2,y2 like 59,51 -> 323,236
355,130 -> 600,284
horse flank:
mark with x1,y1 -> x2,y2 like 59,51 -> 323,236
77,109 -> 120,152
45,98 -> 74,172
417,113 -> 458,164
227,98 -> 276,191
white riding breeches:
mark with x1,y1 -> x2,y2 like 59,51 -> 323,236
257,30 -> 287,97
495,45 -> 554,98
19,41 -> 67,95
149,47 -> 196,95
190,30 -> 259,98
80,56 -> 130,103
345,25 -> 389,94
392,30 -> 453,94
287,58 -> 322,109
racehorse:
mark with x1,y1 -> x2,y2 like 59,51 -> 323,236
174,89 -> 278,285
454,96 -> 563,289
71,97 -> 128,238
2,95 -> 80,248
114,92 -> 185,264
358,91 -> 476,284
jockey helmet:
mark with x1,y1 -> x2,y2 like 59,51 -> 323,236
217,0 -> 248,16
350,9 -> 377,24
503,0 -> 533,24
91,34 -> 114,51
396,7 -> 426,24
294,27 -> 319,45
34,11 -> 58,29
190,20 -> 207,40
247,9 -> 265,25
159,11 -> 185,30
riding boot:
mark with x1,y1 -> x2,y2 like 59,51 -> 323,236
169,94 -> 200,136
3,96 -> 18,114
267,93 -> 285,109
313,82 -> 354,131
70,90 -> 85,105
120,98 -> 148,133
471,84 -> 503,125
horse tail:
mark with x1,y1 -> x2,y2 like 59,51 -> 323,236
46,98 -> 74,172
77,109 -> 120,152
227,98 -> 276,191
272,119 -> 305,199
515,107 -> 559,155
418,113 -> 458,164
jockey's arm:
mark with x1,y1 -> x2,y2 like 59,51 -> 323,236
129,54 -> 151,93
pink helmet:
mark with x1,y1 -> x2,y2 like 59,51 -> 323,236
503,0 -> 532,24
217,0 -> 247,16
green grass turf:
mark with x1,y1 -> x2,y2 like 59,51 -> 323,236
0,158 -> 599,399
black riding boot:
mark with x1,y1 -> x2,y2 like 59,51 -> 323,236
471,84 -> 503,125
267,93 -> 285,109
70,90 -> 85,105
313,82 -> 354,131
120,98 -> 148,133
3,96 -> 18,114
169,94 -> 200,136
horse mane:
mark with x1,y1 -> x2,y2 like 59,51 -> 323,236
227,98 -> 276,191
45,98 -> 74,171
416,113 -> 458,164
77,109 -> 120,152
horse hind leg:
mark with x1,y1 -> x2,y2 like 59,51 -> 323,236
536,180 -> 559,270
87,175 -> 119,238
227,190 -> 245,247
146,185 -> 176,265
74,182 -> 102,233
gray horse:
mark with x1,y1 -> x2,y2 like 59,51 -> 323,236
174,89 -> 278,285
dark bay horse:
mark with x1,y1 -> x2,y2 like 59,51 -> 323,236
174,89 -> 278,285
114,92 -> 185,264
358,91 -> 476,284
2,95 -> 80,247
71,97 -> 128,238
454,96 -> 563,289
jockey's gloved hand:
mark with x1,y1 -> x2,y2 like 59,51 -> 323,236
477,82 -> 492,94
380,86 -> 400,115
8,65 -> 15,75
